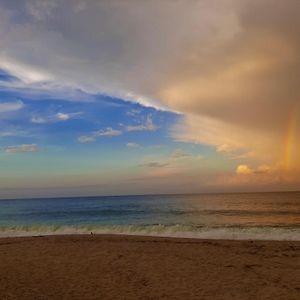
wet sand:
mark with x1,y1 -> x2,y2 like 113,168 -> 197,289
0,235 -> 299,300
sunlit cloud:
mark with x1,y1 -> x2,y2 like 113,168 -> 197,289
236,165 -> 253,175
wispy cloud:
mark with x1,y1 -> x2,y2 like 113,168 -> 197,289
94,128 -> 122,137
78,127 -> 122,143
31,112 -> 82,124
4,144 -> 38,154
170,148 -> 191,159
0,100 -> 24,113
126,115 -> 156,132
126,142 -> 140,148
126,109 -> 141,116
0,126 -> 34,138
140,162 -> 170,168
77,136 -> 96,143
31,116 -> 47,124
0,59 -> 52,84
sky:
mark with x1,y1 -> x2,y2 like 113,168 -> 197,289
0,0 -> 299,198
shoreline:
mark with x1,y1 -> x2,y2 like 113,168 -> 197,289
0,231 -> 300,242
1,225 -> 300,241
1,234 -> 299,299
2,232 -> 300,243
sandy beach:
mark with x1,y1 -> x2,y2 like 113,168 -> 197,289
0,235 -> 299,300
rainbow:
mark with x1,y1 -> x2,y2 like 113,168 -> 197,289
283,107 -> 299,171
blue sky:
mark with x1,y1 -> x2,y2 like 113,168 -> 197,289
1,67 -> 230,198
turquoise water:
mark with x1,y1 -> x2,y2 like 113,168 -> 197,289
0,192 -> 299,240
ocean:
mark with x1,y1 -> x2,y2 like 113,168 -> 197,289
0,191 -> 299,240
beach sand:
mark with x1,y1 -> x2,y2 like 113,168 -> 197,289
0,235 -> 299,300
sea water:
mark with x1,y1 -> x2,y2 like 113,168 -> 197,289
0,192 -> 299,240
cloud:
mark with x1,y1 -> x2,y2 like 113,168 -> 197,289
4,144 -> 38,154
56,112 -> 82,121
141,162 -> 170,168
126,109 -> 141,116
56,112 -> 70,121
2,0 -> 225,108
77,136 -> 96,143
210,161 -> 300,190
139,148 -> 203,180
31,116 -> 46,124
78,127 -> 122,143
0,58 -> 53,84
126,115 -> 156,132
172,114 -> 279,163
0,126 -> 34,138
236,165 -> 253,175
236,163 -> 275,176
31,112 -> 82,123
256,164 -> 271,174
0,0 -> 299,184
95,128 -> 122,137
126,142 -> 139,148
0,100 -> 24,113
26,0 -> 58,21
170,149 -> 191,159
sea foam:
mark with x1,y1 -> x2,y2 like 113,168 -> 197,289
0,224 -> 299,241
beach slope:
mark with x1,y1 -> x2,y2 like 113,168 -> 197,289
0,235 -> 299,299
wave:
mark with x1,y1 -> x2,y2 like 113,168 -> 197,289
0,224 -> 300,241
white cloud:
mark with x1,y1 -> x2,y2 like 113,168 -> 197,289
56,112 -> 70,121
31,112 -> 82,124
0,100 -> 24,113
0,58 -> 53,84
4,144 -> 38,154
31,116 -> 46,124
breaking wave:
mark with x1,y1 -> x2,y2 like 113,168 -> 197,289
0,224 -> 299,241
